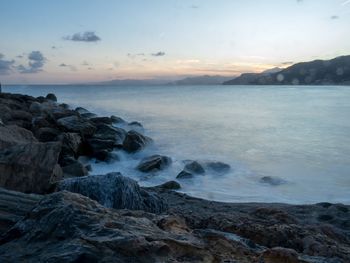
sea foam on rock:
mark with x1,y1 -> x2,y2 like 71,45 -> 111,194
57,172 -> 167,213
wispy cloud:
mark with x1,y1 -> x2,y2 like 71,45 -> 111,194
330,15 -> 339,19
151,51 -> 166,57
17,51 -> 46,74
59,63 -> 77,71
64,31 -> 101,42
0,53 -> 15,75
342,0 -> 350,5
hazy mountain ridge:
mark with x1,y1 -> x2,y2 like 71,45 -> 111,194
224,55 -> 350,85
168,75 -> 234,85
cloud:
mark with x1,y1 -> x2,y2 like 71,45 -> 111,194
81,61 -> 89,66
64,31 -> 101,42
0,53 -> 15,75
330,15 -> 339,19
17,51 -> 46,74
190,5 -> 199,9
59,63 -> 77,71
151,51 -> 166,57
127,53 -> 145,59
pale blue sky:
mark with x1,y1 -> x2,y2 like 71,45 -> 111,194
0,0 -> 349,84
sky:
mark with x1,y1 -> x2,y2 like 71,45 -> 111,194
0,0 -> 350,84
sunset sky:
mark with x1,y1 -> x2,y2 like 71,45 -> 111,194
1,0 -> 350,84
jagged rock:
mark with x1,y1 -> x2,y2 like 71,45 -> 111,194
34,127 -> 61,142
123,130 -> 152,153
58,132 -> 83,158
0,125 -> 37,149
57,172 -> 167,213
0,142 -> 63,194
87,138 -> 116,152
45,93 -> 57,102
136,155 -> 172,173
93,123 -> 126,144
0,187 -> 42,234
57,115 -> 96,137
62,161 -> 88,178
10,110 -> 32,122
74,107 -> 90,114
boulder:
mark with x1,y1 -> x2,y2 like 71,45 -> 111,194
62,161 -> 88,178
10,110 -> 32,122
136,155 -> 172,173
93,124 -> 126,145
58,132 -> 82,158
111,115 -> 126,124
176,171 -> 194,179
260,176 -> 287,186
0,142 -> 63,194
34,127 -> 60,142
204,161 -> 231,174
123,130 -> 152,153
87,138 -> 116,152
45,93 -> 57,102
57,172 -> 167,213
184,161 -> 205,174
57,115 -> 96,137
0,125 -> 37,149
89,116 -> 113,125
154,181 -> 181,190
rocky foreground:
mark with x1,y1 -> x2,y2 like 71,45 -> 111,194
0,92 -> 349,262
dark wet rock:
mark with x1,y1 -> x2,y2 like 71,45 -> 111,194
262,247 -> 300,263
184,161 -> 205,174
154,181 -> 181,190
93,150 -> 119,163
0,142 -> 63,194
111,115 -> 126,124
204,161 -> 231,173
89,116 -> 113,125
136,155 -> 172,173
10,110 -> 32,122
80,112 -> 97,119
62,161 -> 88,178
260,176 -> 287,186
93,123 -> 126,144
34,127 -> 61,142
0,104 -> 12,122
123,130 -> 152,153
176,171 -> 194,179
0,125 -> 37,148
87,138 -> 116,152
32,116 -> 52,129
5,119 -> 32,130
57,115 -> 96,137
75,106 -> 90,115
58,132 -> 83,158
57,172 -> 167,213
129,121 -> 143,127
45,93 -> 57,102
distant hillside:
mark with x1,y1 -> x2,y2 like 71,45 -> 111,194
223,55 -> 350,85
83,78 -> 170,86
169,75 -> 234,85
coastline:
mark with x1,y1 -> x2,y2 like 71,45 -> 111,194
0,91 -> 349,262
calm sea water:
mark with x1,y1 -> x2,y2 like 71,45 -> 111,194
4,85 -> 350,204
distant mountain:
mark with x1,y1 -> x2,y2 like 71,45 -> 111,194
169,75 -> 234,85
81,78 -> 171,86
223,55 -> 350,85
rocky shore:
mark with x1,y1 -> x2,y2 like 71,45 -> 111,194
0,92 -> 349,262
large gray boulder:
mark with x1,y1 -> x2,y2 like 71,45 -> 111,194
0,125 -> 37,149
93,124 -> 126,145
58,172 -> 167,213
136,155 -> 172,173
0,142 -> 63,194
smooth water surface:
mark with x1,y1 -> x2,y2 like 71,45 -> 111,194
4,85 -> 350,204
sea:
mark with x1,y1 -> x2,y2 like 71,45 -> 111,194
4,85 -> 350,204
